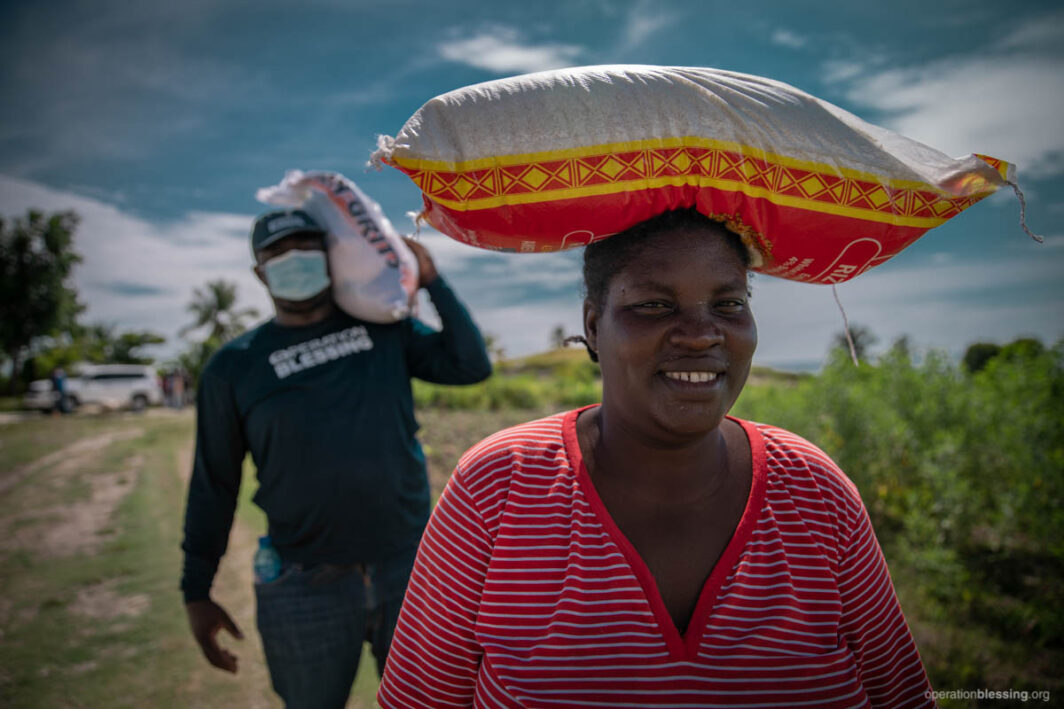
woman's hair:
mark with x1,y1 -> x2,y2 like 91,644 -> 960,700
569,209 -> 752,362
581,208 -> 751,310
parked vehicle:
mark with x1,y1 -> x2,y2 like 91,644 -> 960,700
21,365 -> 163,412
73,364 -> 163,411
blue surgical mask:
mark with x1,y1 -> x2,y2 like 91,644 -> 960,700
263,249 -> 331,301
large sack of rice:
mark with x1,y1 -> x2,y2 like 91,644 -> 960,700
371,65 -> 1014,284
257,170 -> 419,322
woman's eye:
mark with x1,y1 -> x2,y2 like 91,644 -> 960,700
715,300 -> 746,313
631,301 -> 671,313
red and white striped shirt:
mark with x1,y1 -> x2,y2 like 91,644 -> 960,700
379,407 -> 934,708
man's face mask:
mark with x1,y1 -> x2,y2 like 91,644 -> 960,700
263,249 -> 331,301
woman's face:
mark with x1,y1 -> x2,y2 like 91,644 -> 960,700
584,224 -> 757,443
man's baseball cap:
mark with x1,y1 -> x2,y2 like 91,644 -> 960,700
250,209 -> 326,252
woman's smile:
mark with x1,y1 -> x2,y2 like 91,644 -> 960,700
660,367 -> 723,387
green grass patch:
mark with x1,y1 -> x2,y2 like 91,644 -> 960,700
0,412 -> 123,474
413,348 -> 802,413
413,347 -> 602,411
0,414 -> 271,707
235,456 -> 268,535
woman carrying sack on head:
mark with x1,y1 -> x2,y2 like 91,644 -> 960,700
377,209 -> 934,708
369,63 -> 1042,707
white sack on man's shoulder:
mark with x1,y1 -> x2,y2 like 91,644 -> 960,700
257,170 -> 419,323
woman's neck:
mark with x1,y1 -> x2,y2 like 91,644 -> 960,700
578,405 -> 733,505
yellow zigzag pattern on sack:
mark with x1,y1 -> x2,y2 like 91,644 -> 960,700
391,138 -> 1007,228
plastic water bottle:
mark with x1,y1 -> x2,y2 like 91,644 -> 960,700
254,535 -> 282,584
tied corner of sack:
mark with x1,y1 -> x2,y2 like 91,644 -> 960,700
255,169 -> 311,207
971,154 -> 1043,245
367,135 -> 398,171
404,210 -> 430,236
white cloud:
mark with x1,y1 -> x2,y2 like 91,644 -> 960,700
619,0 -> 678,51
770,29 -> 807,50
0,176 -> 269,362
824,14 -> 1064,178
751,253 -> 1064,367
438,27 -> 583,74
821,59 -> 864,83
476,301 -> 586,359
995,9 -> 1064,51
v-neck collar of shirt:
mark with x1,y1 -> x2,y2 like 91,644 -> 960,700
561,405 -> 768,662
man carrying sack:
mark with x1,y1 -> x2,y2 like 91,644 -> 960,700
180,207 -> 492,707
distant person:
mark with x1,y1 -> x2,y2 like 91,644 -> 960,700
181,370 -> 192,406
49,367 -> 68,415
378,209 -> 933,707
181,208 -> 492,707
170,370 -> 185,409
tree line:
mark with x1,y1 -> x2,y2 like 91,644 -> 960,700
0,209 -> 258,395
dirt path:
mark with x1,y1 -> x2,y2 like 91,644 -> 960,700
0,420 -> 283,705
174,443 -> 277,707
0,429 -> 145,561
0,427 -> 153,667
2,417 -> 381,706
0,428 -> 142,496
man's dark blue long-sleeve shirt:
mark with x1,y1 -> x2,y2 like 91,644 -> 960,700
180,277 -> 491,602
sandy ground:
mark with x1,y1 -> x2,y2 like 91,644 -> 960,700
0,430 -> 144,558
0,422 -> 278,706
0,427 -> 157,687
3,410 -> 377,706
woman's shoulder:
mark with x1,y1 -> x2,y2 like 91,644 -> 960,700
453,409 -> 576,491
737,418 -> 863,506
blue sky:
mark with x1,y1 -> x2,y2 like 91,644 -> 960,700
1,0 -> 1061,369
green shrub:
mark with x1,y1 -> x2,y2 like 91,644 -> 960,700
414,348 -> 602,411
735,339 -> 1064,658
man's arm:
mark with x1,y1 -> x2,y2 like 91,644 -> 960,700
180,360 -> 247,672
402,238 -> 492,385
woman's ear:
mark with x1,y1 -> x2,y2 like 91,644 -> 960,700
583,299 -> 599,358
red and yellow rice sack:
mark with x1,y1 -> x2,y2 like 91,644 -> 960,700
372,65 -> 1012,284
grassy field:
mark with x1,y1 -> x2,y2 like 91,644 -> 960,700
0,405 -> 540,708
0,410 -> 274,707
1,345 -> 1059,707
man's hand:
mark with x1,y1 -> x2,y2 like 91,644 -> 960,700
403,237 -> 439,289
186,599 -> 244,673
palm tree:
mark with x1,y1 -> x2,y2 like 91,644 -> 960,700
77,322 -> 164,363
180,280 -> 259,344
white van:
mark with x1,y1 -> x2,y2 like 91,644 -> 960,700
70,364 -> 163,411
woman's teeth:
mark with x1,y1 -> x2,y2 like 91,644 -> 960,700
664,371 -> 718,383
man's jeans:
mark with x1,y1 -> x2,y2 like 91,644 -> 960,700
254,547 -> 416,708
